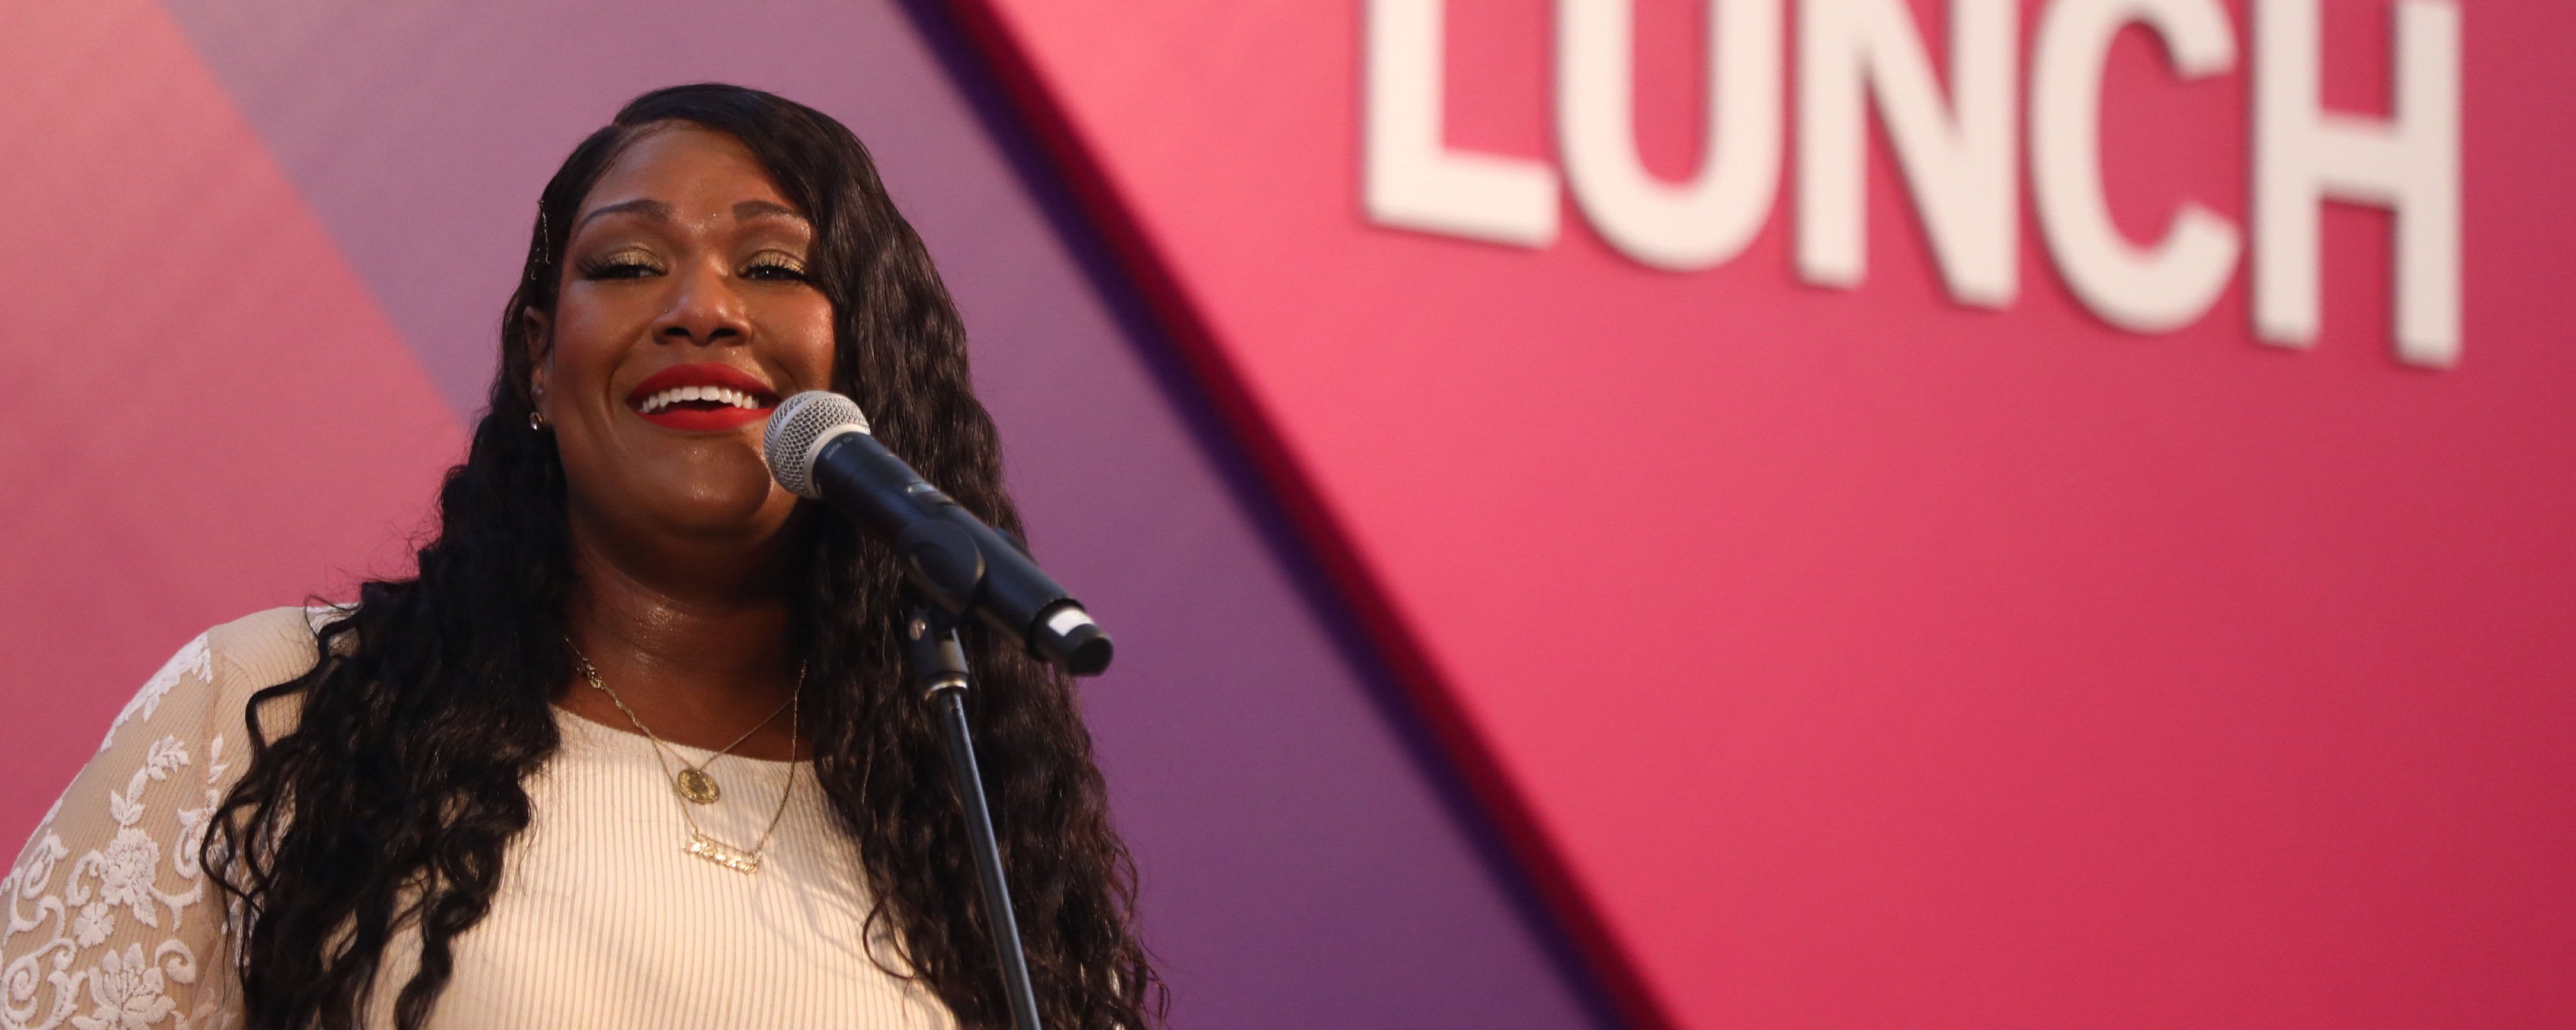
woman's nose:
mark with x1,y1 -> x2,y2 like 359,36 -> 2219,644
654,260 -> 750,346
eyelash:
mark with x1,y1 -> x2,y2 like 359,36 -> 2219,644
575,254 -> 806,282
578,254 -> 661,279
741,257 -> 808,282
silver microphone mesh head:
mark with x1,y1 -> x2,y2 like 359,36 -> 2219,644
764,391 -> 869,499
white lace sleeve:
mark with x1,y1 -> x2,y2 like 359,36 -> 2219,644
2,633 -> 245,1030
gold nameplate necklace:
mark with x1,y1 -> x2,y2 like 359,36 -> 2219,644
571,646 -> 802,874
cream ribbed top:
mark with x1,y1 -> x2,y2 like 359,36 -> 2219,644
0,608 -> 956,1030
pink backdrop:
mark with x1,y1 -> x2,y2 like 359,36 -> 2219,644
0,0 -> 462,836
8,0 -> 2573,1026
956,1 -> 2576,1027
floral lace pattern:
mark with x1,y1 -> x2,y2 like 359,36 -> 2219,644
5,635 -> 236,1030
95,639 -> 211,756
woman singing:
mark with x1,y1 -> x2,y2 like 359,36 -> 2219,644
1,84 -> 1160,1029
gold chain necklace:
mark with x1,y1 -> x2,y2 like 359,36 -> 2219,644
570,646 -> 802,874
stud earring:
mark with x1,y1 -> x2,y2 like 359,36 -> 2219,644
529,409 -> 547,431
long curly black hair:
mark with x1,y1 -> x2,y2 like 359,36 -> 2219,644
202,83 -> 1162,1030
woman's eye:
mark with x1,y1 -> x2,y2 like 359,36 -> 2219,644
578,254 -> 662,279
742,258 -> 809,282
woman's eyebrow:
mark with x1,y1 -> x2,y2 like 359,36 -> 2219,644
734,200 -> 808,225
572,198 -> 672,235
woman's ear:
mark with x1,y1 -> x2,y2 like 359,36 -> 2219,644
522,306 -> 553,402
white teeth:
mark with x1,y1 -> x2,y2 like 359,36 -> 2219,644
638,385 -> 764,414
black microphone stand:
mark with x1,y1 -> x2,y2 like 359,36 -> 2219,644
904,601 -> 1046,1030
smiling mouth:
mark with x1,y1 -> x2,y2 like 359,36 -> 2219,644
635,384 -> 770,415
625,364 -> 782,431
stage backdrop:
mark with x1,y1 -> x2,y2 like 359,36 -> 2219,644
8,1 -> 2575,1029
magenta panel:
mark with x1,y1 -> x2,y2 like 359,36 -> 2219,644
949,1 -> 2576,1027
0,0 -> 463,843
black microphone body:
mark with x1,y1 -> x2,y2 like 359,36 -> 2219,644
768,392 -> 1112,676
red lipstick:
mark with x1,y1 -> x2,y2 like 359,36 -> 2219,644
626,363 -> 780,432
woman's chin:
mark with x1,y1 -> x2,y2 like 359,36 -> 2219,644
569,473 -> 800,551
654,489 -> 800,541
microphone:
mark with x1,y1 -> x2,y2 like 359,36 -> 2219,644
764,391 -> 1113,676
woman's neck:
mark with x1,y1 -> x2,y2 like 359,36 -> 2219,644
554,521 -> 806,759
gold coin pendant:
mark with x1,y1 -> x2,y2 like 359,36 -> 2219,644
675,767 -> 721,805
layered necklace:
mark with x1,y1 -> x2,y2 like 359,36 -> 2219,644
571,645 -> 803,874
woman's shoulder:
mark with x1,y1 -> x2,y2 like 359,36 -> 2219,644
90,606 -> 336,758
0,608 -> 339,1025
204,604 -> 342,689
